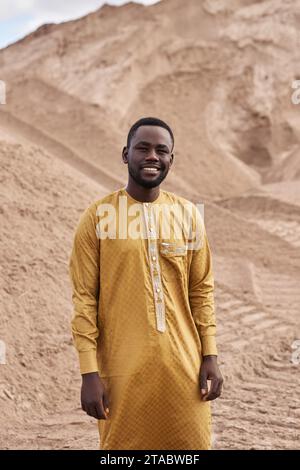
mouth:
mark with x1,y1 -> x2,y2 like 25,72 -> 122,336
141,166 -> 161,175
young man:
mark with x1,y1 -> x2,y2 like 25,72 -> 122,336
69,117 -> 223,450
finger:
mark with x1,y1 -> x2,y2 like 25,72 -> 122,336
103,390 -> 110,416
203,391 -> 218,401
86,405 -> 100,419
93,403 -> 105,420
215,378 -> 223,398
200,373 -> 208,397
204,379 -> 221,401
204,378 -> 219,401
96,400 -> 108,420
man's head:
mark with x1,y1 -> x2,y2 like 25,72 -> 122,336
122,117 -> 174,189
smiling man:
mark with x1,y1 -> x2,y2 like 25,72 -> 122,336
69,116 -> 223,450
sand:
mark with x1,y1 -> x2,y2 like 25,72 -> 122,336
0,0 -> 299,449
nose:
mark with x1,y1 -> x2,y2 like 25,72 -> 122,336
145,148 -> 159,161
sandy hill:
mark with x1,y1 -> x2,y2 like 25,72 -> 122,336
0,0 -> 299,449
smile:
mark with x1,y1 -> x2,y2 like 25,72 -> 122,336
142,167 -> 160,174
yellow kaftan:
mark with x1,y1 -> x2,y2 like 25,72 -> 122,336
69,187 -> 218,450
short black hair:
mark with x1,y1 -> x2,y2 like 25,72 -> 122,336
126,117 -> 174,151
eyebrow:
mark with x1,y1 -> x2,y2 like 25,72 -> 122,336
134,141 -> 170,151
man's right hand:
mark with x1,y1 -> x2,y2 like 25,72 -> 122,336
81,372 -> 110,420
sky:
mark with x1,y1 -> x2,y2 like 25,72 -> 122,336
0,0 -> 160,49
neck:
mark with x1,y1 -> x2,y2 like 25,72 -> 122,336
125,180 -> 160,202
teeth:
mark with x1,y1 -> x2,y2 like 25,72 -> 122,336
143,167 -> 159,172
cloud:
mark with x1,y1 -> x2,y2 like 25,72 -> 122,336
0,0 -> 35,22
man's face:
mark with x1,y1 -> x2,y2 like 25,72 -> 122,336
123,125 -> 174,189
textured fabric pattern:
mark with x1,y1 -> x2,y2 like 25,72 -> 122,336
69,187 -> 217,450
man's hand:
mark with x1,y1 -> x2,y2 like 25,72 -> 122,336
81,372 -> 110,420
200,355 -> 223,401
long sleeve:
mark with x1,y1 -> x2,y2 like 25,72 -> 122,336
188,213 -> 217,357
69,204 -> 100,374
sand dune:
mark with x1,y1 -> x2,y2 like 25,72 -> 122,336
0,0 -> 299,449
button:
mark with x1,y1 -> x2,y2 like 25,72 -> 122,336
156,287 -> 161,293
149,227 -> 154,232
152,256 -> 156,261
144,203 -> 149,207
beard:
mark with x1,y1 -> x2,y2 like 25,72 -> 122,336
128,162 -> 169,189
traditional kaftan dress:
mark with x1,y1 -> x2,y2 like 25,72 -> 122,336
69,187 -> 217,450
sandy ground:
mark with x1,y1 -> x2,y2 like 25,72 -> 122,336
0,0 -> 299,449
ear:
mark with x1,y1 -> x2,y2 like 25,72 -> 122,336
169,153 -> 174,167
122,146 -> 128,164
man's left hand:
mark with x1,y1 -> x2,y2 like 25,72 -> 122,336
199,355 -> 223,401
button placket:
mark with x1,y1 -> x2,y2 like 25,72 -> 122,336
143,202 -> 166,333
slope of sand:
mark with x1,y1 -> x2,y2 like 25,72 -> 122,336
0,139 -> 113,448
0,0 -> 300,449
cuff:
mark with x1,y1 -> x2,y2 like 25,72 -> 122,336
78,350 -> 99,374
201,336 -> 218,356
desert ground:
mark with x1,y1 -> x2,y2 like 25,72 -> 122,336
0,0 -> 299,449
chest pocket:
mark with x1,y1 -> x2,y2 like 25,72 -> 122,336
159,241 -> 188,282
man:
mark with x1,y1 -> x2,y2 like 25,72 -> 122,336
69,116 -> 223,450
